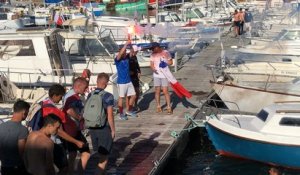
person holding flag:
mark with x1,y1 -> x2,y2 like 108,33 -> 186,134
150,42 -> 173,114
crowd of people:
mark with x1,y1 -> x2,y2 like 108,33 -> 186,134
232,8 -> 253,37
0,73 -> 114,175
0,40 -> 175,175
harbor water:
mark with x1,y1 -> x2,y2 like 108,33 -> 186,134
162,128 -> 300,175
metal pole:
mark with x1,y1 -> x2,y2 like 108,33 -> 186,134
174,52 -> 178,72
156,0 -> 158,23
296,0 -> 300,25
147,0 -> 155,42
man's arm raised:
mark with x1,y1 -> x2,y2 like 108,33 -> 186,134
116,40 -> 131,60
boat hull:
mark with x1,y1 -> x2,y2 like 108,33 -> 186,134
205,122 -> 300,168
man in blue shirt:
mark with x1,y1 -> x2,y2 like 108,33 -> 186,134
244,9 -> 253,37
115,40 -> 137,120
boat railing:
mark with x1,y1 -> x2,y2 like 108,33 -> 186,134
221,70 -> 296,91
200,98 -> 251,128
0,67 -> 78,86
205,57 -> 300,88
173,52 -> 191,72
229,60 -> 300,70
200,98 -> 244,118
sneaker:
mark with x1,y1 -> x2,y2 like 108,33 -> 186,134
119,113 -> 128,120
126,111 -> 137,118
133,106 -> 140,113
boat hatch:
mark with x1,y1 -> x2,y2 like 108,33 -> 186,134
280,117 -> 300,127
257,109 -> 269,122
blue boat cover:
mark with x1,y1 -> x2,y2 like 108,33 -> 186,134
45,0 -> 62,3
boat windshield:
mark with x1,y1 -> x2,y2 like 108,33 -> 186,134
69,39 -> 107,56
282,31 -> 300,40
170,14 -> 181,22
0,40 -> 35,56
193,8 -> 205,18
256,109 -> 269,122
99,35 -> 119,53
69,35 -> 118,56
275,30 -> 300,40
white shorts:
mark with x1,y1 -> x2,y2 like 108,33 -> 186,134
245,22 -> 251,30
153,77 -> 169,87
118,82 -> 136,98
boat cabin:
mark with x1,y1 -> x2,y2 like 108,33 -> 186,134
250,102 -> 300,136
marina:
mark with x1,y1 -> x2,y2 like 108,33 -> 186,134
2,0 -> 300,174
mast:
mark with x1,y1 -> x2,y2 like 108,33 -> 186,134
298,1 -> 300,25
147,0 -> 153,42
155,0 -> 158,23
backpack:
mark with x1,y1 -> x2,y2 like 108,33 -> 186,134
83,90 -> 106,128
26,101 -> 55,131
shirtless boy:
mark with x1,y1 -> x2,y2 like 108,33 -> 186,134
24,114 -> 62,175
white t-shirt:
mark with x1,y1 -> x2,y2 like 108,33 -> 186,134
150,50 -> 172,78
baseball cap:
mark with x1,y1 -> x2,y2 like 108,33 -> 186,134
151,42 -> 160,50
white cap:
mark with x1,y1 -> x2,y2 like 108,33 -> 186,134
132,45 -> 141,52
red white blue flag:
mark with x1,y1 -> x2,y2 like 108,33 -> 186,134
159,61 -> 192,99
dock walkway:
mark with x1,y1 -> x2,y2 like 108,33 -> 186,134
83,32 -> 243,175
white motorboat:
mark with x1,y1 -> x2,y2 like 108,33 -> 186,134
205,102 -> 300,168
0,27 -> 120,99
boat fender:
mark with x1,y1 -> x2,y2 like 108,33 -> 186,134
0,76 -> 10,96
216,76 -> 224,83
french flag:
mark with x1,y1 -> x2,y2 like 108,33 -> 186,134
159,61 -> 192,99
54,11 -> 64,26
